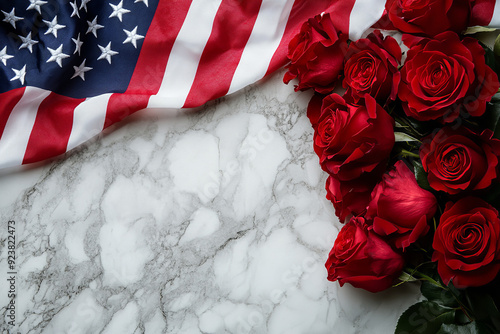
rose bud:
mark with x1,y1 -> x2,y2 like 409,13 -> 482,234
366,161 -> 437,249
420,127 -> 500,194
283,12 -> 348,94
398,31 -> 499,123
433,197 -> 500,288
343,30 -> 401,105
308,93 -> 395,181
325,216 -> 405,293
385,0 -> 471,37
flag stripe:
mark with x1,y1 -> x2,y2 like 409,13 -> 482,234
23,93 -> 84,164
104,0 -> 193,128
265,0 -> 338,76
147,0 -> 224,109
0,87 -> 51,168
348,0 -> 386,40
0,88 -> 25,141
183,0 -> 263,108
67,94 -> 111,151
227,0 -> 294,95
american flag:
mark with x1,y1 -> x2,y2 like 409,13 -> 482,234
0,0 -> 499,169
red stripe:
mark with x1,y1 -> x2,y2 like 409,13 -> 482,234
104,0 -> 193,129
183,0 -> 263,108
0,87 -> 25,140
470,0 -> 496,26
266,0 -> 354,77
23,93 -> 84,164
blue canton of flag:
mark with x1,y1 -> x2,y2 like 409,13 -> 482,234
0,0 -> 157,98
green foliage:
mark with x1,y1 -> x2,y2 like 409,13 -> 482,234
395,301 -> 455,334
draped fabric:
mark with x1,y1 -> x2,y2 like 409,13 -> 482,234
0,0 -> 499,169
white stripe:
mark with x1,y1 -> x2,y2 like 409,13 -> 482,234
489,0 -> 500,27
0,87 -> 51,168
66,93 -> 111,152
348,0 -> 386,40
147,0 -> 223,109
227,0 -> 293,95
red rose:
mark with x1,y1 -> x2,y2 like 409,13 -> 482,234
326,216 -> 405,292
308,93 -> 395,181
432,197 -> 500,288
343,30 -> 401,105
366,161 -> 437,249
399,32 -> 499,123
325,174 -> 375,222
283,13 -> 348,94
386,0 -> 471,36
420,127 -> 500,194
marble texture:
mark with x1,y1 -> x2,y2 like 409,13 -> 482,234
0,71 -> 421,334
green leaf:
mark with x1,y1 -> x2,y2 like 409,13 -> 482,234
395,301 -> 456,334
484,99 -> 500,139
482,42 -> 500,79
495,34 -> 500,58
466,291 -> 500,330
464,26 -> 498,35
413,160 -> 432,191
395,132 -> 420,143
420,280 -> 458,308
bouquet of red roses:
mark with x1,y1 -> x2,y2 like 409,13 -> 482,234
284,1 -> 500,333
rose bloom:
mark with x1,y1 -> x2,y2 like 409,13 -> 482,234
343,30 -> 401,105
385,0 -> 471,36
366,161 -> 437,249
420,127 -> 500,194
325,174 -> 375,222
283,13 -> 348,94
308,93 -> 395,181
398,31 -> 499,123
433,197 -> 500,288
326,216 -> 405,292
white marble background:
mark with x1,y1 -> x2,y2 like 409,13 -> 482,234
0,71 -> 420,334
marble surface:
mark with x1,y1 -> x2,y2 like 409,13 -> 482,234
0,71 -> 421,334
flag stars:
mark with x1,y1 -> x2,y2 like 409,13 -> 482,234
27,0 -> 48,14
98,42 -> 119,64
46,44 -> 69,67
72,59 -> 92,81
80,0 -> 91,12
123,27 -> 144,48
43,16 -> 66,38
72,33 -> 83,55
2,8 -> 24,29
19,32 -> 39,53
10,65 -> 27,85
70,0 -> 80,18
0,46 -> 14,66
87,16 -> 104,37
109,0 -> 130,22
135,0 -> 148,7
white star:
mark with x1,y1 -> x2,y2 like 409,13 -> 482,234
2,8 -> 24,28
70,0 -> 80,18
27,0 -> 48,14
109,1 -> 130,22
0,46 -> 14,66
43,16 -> 66,38
71,59 -> 92,81
134,0 -> 148,7
97,42 -> 119,64
10,65 -> 27,85
19,32 -> 39,53
46,44 -> 69,67
80,0 -> 91,12
123,27 -> 144,48
86,16 -> 104,37
72,33 -> 83,55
